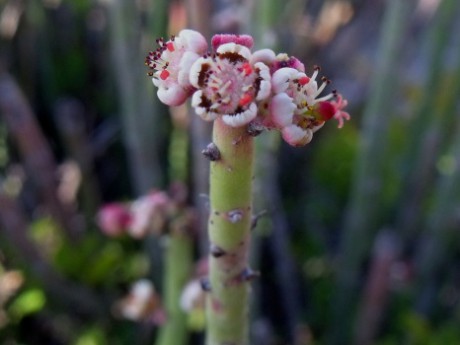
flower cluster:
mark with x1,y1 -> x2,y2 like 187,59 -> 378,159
146,30 -> 350,146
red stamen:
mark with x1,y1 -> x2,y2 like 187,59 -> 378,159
242,63 -> 252,76
166,42 -> 175,52
239,93 -> 253,107
160,70 -> 170,80
298,76 -> 310,85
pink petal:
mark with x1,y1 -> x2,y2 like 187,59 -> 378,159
270,93 -> 295,128
211,34 -> 254,50
271,67 -> 299,94
180,29 -> 208,53
281,125 -> 313,147
157,84 -> 189,106
250,48 -> 276,65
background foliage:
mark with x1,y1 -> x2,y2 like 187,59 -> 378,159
1,0 -> 460,344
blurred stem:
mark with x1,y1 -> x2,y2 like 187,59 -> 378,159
155,232 -> 193,345
413,112 -> 460,316
353,231 -> 399,345
396,0 -> 460,239
207,118 -> 254,345
330,0 -> 414,343
107,0 -> 166,194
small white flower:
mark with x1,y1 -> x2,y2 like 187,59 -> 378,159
146,29 -> 208,106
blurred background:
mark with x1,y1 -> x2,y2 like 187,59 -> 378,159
1,0 -> 460,344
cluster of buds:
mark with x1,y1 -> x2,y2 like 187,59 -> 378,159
146,30 -> 350,146
97,183 -> 195,239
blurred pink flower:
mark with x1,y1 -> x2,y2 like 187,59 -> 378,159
97,203 -> 131,237
128,191 -> 172,238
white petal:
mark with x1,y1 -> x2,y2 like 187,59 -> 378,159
281,125 -> 313,147
191,90 -> 203,108
178,51 -> 200,87
250,48 -> 276,65
180,29 -> 208,53
180,280 -> 202,312
152,76 -> 162,87
222,102 -> 257,127
272,67 -> 298,93
217,43 -> 251,61
191,91 -> 217,121
189,57 -> 212,88
254,62 -> 271,100
157,85 -> 188,106
270,93 -> 296,128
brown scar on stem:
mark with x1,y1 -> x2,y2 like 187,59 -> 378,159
227,209 -> 244,223
210,243 -> 227,258
202,142 -> 221,161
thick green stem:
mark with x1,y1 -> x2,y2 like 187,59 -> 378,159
206,118 -> 254,345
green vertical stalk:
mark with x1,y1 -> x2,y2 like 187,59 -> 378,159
330,0 -> 414,343
206,118 -> 254,345
155,232 -> 193,345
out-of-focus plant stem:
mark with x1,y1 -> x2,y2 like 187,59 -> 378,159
353,231 -> 399,345
413,111 -> 460,316
330,0 -> 414,343
395,0 -> 460,240
155,231 -> 192,345
107,0 -> 167,195
206,118 -> 254,345
0,73 -> 82,241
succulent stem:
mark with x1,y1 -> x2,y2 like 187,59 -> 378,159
206,118 -> 254,345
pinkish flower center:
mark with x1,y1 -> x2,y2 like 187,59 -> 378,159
195,52 -> 263,116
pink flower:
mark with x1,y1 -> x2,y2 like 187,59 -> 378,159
114,279 -> 164,323
189,42 -> 271,127
97,203 -> 131,237
329,94 -> 351,128
211,34 -> 254,50
146,29 -> 207,106
268,66 -> 347,146
128,191 -> 172,238
251,49 -> 305,74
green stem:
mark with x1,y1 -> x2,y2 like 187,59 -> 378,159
206,118 -> 254,345
155,232 -> 193,345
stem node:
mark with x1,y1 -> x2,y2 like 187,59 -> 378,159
202,142 -> 221,161
210,243 -> 227,258
227,209 -> 244,223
